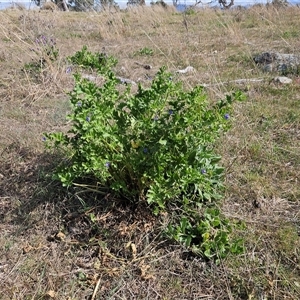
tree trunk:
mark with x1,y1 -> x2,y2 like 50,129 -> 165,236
61,0 -> 69,11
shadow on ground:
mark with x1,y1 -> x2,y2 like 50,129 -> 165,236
0,143 -> 225,300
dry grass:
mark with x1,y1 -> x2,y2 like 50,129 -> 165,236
0,4 -> 300,299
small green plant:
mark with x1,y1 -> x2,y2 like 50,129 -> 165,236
45,47 -> 245,260
167,208 -> 244,261
34,35 -> 59,62
136,47 -> 154,56
23,61 -> 43,74
282,30 -> 299,39
67,45 -> 117,73
184,8 -> 196,16
24,35 -> 59,75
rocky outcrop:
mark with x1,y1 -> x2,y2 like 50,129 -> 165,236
253,52 -> 300,75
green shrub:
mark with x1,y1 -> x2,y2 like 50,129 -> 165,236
45,47 -> 245,260
67,45 -> 117,72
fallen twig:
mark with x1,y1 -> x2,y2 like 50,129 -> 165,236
202,77 -> 265,87
91,276 -> 102,300
134,61 -> 152,70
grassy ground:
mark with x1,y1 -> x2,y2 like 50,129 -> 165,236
0,4 -> 299,299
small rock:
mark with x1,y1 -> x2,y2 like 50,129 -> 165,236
116,76 -> 136,85
274,76 -> 292,84
176,66 -> 195,74
143,64 -> 152,70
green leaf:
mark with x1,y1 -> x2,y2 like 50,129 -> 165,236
204,248 -> 212,258
158,139 -> 167,146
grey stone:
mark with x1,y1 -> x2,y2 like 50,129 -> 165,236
116,76 -> 137,85
274,76 -> 292,84
254,52 -> 300,75
176,66 -> 195,74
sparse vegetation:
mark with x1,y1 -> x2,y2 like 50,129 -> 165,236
136,46 -> 154,56
0,4 -> 299,300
